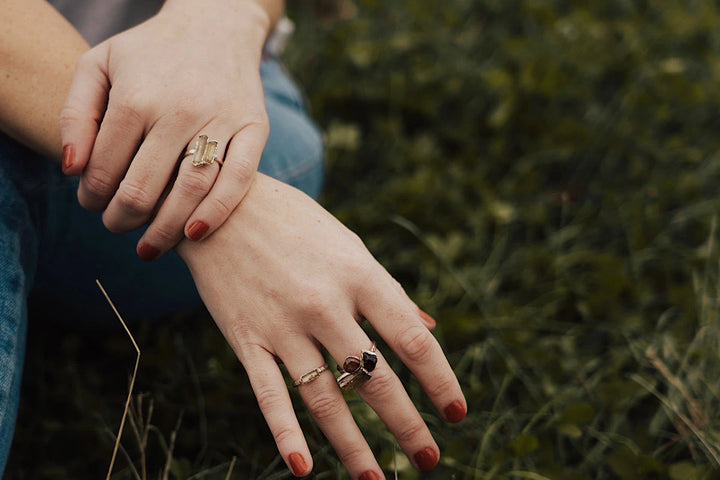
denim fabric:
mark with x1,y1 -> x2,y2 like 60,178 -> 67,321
0,58 -> 324,476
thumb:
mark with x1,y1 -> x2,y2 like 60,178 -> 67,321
59,43 -> 110,175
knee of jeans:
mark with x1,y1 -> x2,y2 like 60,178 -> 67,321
259,99 -> 325,199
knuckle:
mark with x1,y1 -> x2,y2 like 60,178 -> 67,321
253,116 -> 271,140
272,424 -> 297,446
395,421 -> 427,445
175,168 -> 212,198
112,101 -> 145,127
228,325 -> 258,356
238,109 -> 269,134
345,256 -> 374,284
359,367 -> 395,398
147,221 -> 180,246
207,194 -> 233,219
297,286 -> 335,320
82,168 -> 117,201
305,393 -> 344,421
58,104 -> 85,130
396,325 -> 435,364
426,375 -> 458,401
166,107 -> 197,127
226,158 -> 256,188
115,182 -> 154,217
390,275 -> 407,296
346,230 -> 367,250
255,384 -> 287,413
337,443 -> 366,467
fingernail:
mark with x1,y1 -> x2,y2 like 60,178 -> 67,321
137,243 -> 160,262
444,400 -> 467,423
413,447 -> 438,471
359,471 -> 381,480
288,452 -> 307,476
419,309 -> 436,328
61,144 -> 74,173
187,221 -> 209,241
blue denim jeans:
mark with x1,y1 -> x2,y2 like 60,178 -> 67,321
0,58 -> 324,476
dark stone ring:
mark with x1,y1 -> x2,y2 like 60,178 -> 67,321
336,341 -> 378,391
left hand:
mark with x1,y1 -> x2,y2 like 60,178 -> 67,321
176,173 -> 466,478
59,0 -> 274,260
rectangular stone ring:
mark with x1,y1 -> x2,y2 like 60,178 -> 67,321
293,364 -> 329,387
184,135 -> 222,166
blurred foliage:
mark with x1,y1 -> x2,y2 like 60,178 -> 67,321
10,0 -> 720,478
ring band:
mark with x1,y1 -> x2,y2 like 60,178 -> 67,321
337,342 -> 377,391
184,135 -> 222,166
293,364 -> 329,387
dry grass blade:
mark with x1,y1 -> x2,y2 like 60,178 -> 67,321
224,456 -> 236,480
97,279 -> 141,480
161,412 -> 184,480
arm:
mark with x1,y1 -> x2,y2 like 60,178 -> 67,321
0,0 -> 89,159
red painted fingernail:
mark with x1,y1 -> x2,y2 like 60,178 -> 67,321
137,243 -> 160,262
359,471 -> 380,480
419,309 -> 436,329
413,447 -> 438,471
444,400 -> 467,423
288,452 -> 307,476
187,221 -> 209,241
61,144 -> 74,173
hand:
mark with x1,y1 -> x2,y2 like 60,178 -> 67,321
59,0 -> 273,260
176,174 -> 466,478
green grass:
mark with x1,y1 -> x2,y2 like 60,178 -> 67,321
9,0 -> 720,478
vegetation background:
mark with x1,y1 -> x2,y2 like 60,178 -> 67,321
7,0 -> 720,478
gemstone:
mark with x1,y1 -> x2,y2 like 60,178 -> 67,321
362,350 -> 378,372
338,369 -> 371,391
343,356 -> 362,373
204,140 -> 218,165
192,135 -> 208,166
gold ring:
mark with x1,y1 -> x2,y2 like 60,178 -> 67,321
293,364 -> 329,387
337,342 -> 377,391
184,135 -> 222,166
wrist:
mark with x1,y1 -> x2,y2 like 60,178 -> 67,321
158,0 -> 274,54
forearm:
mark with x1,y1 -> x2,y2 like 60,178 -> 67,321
0,0 -> 89,160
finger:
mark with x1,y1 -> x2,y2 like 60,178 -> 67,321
242,345 -> 314,478
315,324 -> 439,473
419,308 -> 436,331
281,342 -> 382,479
77,92 -> 145,212
101,120 -> 199,233
59,44 -> 110,176
358,266 -> 467,425
184,119 -> 268,241
135,152 -> 221,261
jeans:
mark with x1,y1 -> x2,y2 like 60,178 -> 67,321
0,58 -> 324,476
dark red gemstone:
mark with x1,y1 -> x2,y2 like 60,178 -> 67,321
362,351 -> 378,372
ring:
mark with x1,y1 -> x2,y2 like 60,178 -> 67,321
336,342 -> 378,391
293,364 -> 329,387
184,135 -> 222,167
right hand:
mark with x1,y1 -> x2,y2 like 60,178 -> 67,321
59,0 -> 274,260
176,174 -> 466,478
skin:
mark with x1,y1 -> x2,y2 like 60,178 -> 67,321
176,174 -> 465,478
0,0 -> 89,157
0,1 -> 467,477
60,0 -> 282,258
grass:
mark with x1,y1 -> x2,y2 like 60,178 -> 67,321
9,0 -> 720,478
